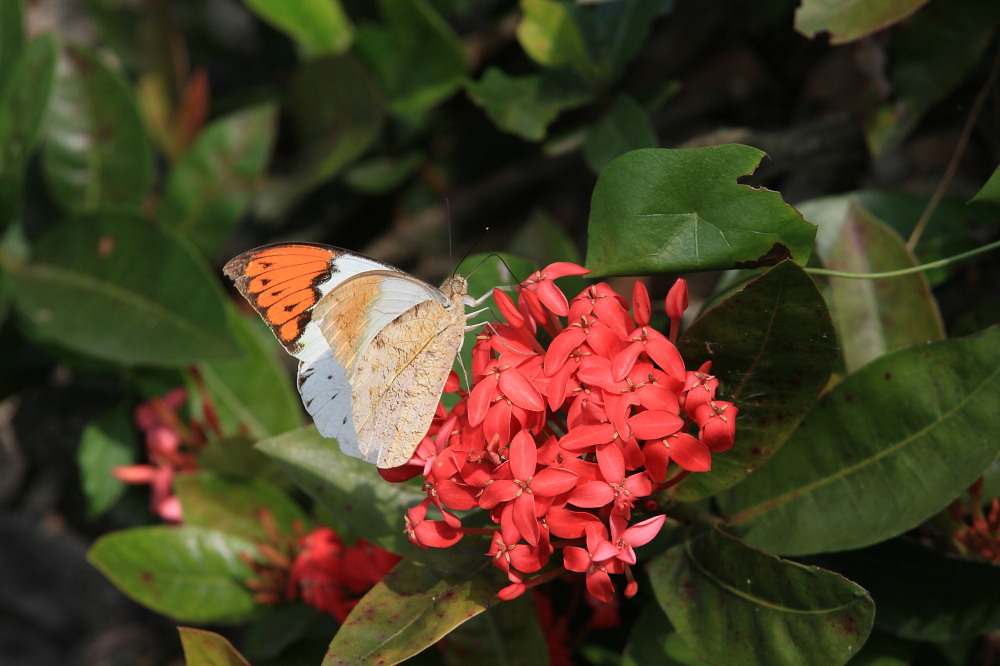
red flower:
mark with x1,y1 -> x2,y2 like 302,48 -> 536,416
288,527 -> 401,622
386,264 -> 736,605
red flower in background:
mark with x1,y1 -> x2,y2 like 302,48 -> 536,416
288,527 -> 401,622
391,265 -> 738,604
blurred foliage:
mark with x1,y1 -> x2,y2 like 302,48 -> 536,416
0,0 -> 998,664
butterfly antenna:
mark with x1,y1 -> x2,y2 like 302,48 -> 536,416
452,226 -> 493,278
445,198 -> 453,265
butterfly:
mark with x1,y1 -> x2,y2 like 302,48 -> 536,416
223,243 -> 485,468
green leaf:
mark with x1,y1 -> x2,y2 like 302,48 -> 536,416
178,627 -> 251,666
862,0 -> 1000,155
671,261 -> 838,502
583,93 -> 658,173
0,33 -> 57,231
794,0 -> 930,43
508,208 -> 584,267
591,0 -> 670,83
197,305 -> 303,439
623,603 -> 706,666
585,146 -> 816,275
810,539 -> 1000,642
0,0 -> 25,91
648,527 -> 874,666
442,595 -> 548,666
256,426 -> 426,554
77,406 -> 136,519
9,213 -> 239,366
158,104 -> 277,258
517,0 -> 597,83
243,0 -> 354,59
464,68 -> 592,142
257,53 -> 385,218
342,152 -> 422,194
196,434 -> 289,486
815,201 -> 944,372
721,327 -> 1000,556
970,164 -> 1000,206
175,471 -> 310,542
88,525 -> 258,623
41,43 -> 153,212
355,0 -> 466,115
323,539 -> 505,665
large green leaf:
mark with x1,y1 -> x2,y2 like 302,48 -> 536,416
88,526 -> 258,623
648,527 -> 874,666
243,0 -> 353,59
583,93 -> 658,174
197,305 -> 303,439
77,406 -> 136,519
355,0 -> 466,115
256,426 -> 426,554
323,539 -> 505,665
517,0 -> 597,83
0,33 -> 57,231
671,261 -> 838,502
721,327 -> 1000,556
810,539 -> 1000,641
175,471 -> 310,543
815,201 -> 944,372
41,43 -> 153,212
9,213 -> 238,366
442,595 -> 547,666
585,146 -> 816,275
179,627 -> 251,666
464,68 -> 592,142
862,0 -> 1000,155
158,103 -> 277,258
795,0 -> 930,43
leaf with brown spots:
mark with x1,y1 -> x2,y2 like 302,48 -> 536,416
648,527 -> 873,666
671,261 -> 838,502
323,537 -> 507,665
721,326 -> 1000,556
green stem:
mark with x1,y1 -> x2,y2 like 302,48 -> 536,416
805,238 -> 1000,280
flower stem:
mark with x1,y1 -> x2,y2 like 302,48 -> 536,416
805,238 -> 1000,280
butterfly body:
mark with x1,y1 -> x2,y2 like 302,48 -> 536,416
224,243 -> 470,468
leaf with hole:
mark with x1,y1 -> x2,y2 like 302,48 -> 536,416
586,146 -> 816,275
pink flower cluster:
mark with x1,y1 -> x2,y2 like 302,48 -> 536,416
391,264 -> 738,603
114,387 -> 204,522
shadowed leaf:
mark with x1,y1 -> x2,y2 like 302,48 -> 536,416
649,527 -> 873,666
256,426 -> 425,554
672,261 -> 838,502
721,327 -> 1000,556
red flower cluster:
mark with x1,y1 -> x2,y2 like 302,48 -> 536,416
393,264 -> 738,603
288,527 -> 401,621
951,479 -> 1000,563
